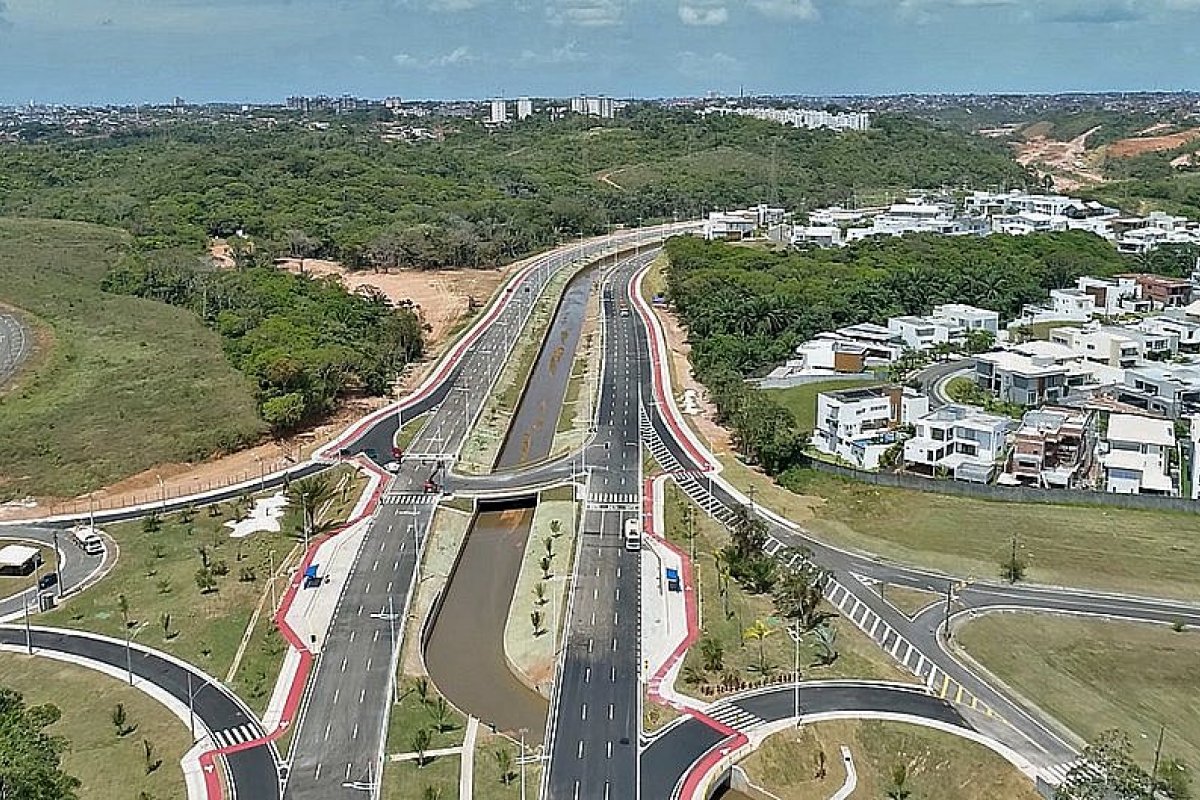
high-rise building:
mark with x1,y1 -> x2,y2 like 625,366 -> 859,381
516,97 -> 533,120
489,98 -> 508,124
569,95 -> 587,114
570,95 -> 615,119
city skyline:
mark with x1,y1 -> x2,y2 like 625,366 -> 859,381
2,0 -> 1200,105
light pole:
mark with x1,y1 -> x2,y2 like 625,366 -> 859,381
23,592 -> 32,655
124,624 -> 134,685
186,670 -> 209,740
388,594 -> 398,704
155,473 -> 166,509
52,530 -> 63,598
252,453 -> 265,491
267,550 -> 277,612
793,620 -> 801,722
519,728 -> 528,800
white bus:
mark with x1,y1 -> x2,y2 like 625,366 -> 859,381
623,518 -> 641,552
71,525 -> 105,556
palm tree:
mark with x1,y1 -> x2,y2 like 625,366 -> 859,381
117,593 -> 132,628
429,696 -> 453,733
411,728 -> 432,768
887,763 -> 911,800
699,635 -> 724,672
744,619 -> 775,675
286,474 -> 337,549
812,624 -> 838,666
494,748 -> 514,785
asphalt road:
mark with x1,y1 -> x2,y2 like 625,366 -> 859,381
0,625 -> 278,800
0,312 -> 31,387
641,683 -> 968,800
0,525 -> 108,622
542,252 -> 660,799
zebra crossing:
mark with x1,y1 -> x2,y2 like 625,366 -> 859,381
381,493 -> 440,506
706,703 -> 768,731
587,492 -> 640,506
1039,759 -> 1087,787
211,723 -> 261,750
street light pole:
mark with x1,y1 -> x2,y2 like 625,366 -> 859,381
268,550 -> 277,612
388,594 -> 398,705
124,625 -> 133,685
943,581 -> 953,641
793,620 -> 801,722
188,671 -> 195,739
519,728 -> 528,800
23,595 -> 32,655
156,474 -> 166,509
52,530 -> 63,598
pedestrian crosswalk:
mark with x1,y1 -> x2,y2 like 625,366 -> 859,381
1040,759 -> 1088,787
211,723 -> 260,750
587,492 -> 639,505
381,493 -> 439,506
706,703 -> 767,731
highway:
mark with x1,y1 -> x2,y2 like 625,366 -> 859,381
0,311 -> 30,387
0,625 -> 279,800
541,253 -> 657,800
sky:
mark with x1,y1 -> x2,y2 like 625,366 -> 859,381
2,0 -> 1200,104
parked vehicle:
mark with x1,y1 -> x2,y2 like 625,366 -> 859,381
384,461 -> 401,473
623,518 -> 641,551
70,526 -> 104,556
38,572 -> 58,591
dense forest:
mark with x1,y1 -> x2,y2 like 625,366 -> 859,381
0,687 -> 79,799
663,231 -> 1175,475
102,253 -> 425,432
0,108 -> 1032,268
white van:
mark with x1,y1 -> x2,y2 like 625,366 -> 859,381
623,518 -> 641,552
71,525 -> 105,556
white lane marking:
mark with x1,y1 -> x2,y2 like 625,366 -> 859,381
577,741 -> 584,759
581,704 -> 588,721
608,704 -> 614,720
359,689 -> 366,703
314,764 -> 322,781
340,657 -> 347,672
324,722 -> 331,741
352,723 -> 359,740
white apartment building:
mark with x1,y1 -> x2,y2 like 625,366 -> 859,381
703,210 -> 757,241
516,97 -> 533,120
489,98 -> 508,124
902,404 -> 1016,483
1102,413 -> 1177,495
704,106 -> 870,132
814,386 -> 928,470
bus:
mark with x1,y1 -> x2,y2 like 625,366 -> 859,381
623,518 -> 641,552
71,525 -> 105,556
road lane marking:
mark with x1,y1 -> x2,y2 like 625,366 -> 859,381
386,582 -> 393,593
352,723 -> 359,740
585,667 -> 590,683
374,630 -> 380,642
577,741 -> 584,759
340,657 -> 347,672
608,704 -> 614,720
359,689 -> 366,703
333,689 -> 340,703
314,764 -> 322,781
581,704 -> 587,721
324,722 -> 331,741
607,741 -> 612,759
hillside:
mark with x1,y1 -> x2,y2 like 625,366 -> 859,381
0,218 -> 264,500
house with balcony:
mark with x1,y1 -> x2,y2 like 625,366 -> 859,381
1120,273 -> 1194,309
1102,413 -> 1176,495
973,350 -> 1070,406
1139,314 -> 1200,353
902,404 -> 1016,483
1049,324 -> 1143,368
931,304 -> 1000,335
1002,407 -> 1095,488
813,385 -> 928,470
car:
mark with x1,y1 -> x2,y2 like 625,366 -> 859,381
619,306 -> 630,317
38,572 -> 58,592
384,461 -> 401,473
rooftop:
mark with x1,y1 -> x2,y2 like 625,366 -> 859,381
0,544 -> 39,568
1108,413 -> 1176,447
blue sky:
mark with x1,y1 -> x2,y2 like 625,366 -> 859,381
3,0 -> 1199,104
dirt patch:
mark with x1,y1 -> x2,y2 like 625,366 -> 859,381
1014,126 -> 1105,191
651,305 -> 733,455
277,258 -> 514,354
208,240 -> 235,269
1106,127 -> 1200,159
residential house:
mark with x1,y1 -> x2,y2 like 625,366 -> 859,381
1140,314 -> 1200,353
902,404 -> 1016,483
887,315 -> 954,351
1003,407 -> 1095,488
813,386 -> 929,470
1049,324 -> 1142,368
1102,413 -> 1176,495
1118,363 -> 1200,418
703,210 -> 758,240
974,350 -> 1069,406
931,304 -> 1000,335
1120,273 -> 1194,309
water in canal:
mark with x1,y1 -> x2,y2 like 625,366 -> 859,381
424,264 -> 598,741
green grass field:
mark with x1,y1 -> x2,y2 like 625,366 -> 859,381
740,719 -> 1041,800
40,465 -> 362,710
764,379 -> 884,433
779,468 -> 1200,601
958,614 -> 1200,776
0,651 -> 190,800
0,218 -> 263,501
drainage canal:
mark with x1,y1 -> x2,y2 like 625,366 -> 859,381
423,264 -> 597,742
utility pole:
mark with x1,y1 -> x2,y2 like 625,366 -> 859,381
23,596 -> 32,655
1151,724 -> 1166,785
943,581 -> 953,641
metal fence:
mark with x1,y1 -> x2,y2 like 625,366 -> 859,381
801,457 -> 1200,514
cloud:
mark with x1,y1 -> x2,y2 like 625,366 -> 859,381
422,0 -> 488,10
0,1 -> 10,32
392,46 -> 477,69
748,0 -> 818,19
679,0 -> 728,25
516,40 -> 588,64
889,0 -> 1200,23
677,49 -> 739,79
545,0 -> 626,26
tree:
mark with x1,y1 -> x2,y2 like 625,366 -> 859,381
142,511 -> 161,534
160,612 -> 175,640
143,738 -> 161,774
412,677 -> 430,707
533,582 -> 547,606
1056,730 -> 1160,800
812,624 -> 838,666
744,619 -> 775,675
1001,535 -> 1027,584
117,593 -> 132,629
964,328 -> 996,354
699,635 -> 724,672
543,537 -> 554,558
887,763 -> 912,800
549,518 -> 562,535
112,703 -> 134,737
540,555 -> 553,580
772,559 -> 829,631
286,474 -> 338,547
0,688 -> 80,799
195,568 -> 217,594
411,728 -> 432,768
531,609 -> 544,636
429,697 -> 453,733
494,747 -> 515,785
262,392 -> 307,434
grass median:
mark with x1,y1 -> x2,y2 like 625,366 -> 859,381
958,613 -> 1200,776
0,651 -> 191,800
0,218 -> 263,501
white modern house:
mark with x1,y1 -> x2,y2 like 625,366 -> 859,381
887,315 -> 954,351
931,303 -> 1000,335
813,385 -> 928,470
1102,413 -> 1177,495
902,404 -> 1016,483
